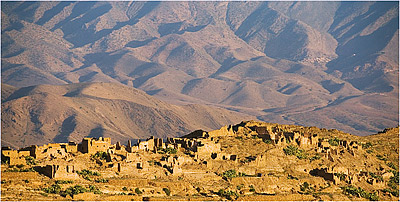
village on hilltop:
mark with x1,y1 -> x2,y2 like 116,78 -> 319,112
1,121 -> 399,201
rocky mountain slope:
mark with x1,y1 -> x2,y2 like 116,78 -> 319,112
1,1 -> 398,137
1,82 -> 253,149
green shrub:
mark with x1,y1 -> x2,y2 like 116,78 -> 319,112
367,192 -> 379,201
249,185 -> 255,192
328,137 -> 340,146
390,170 -> 399,184
335,172 -> 347,181
122,187 -> 128,191
89,185 -> 102,194
342,186 -> 358,196
309,154 -> 321,161
387,162 -> 398,170
388,170 -> 399,191
92,151 -> 108,160
25,156 -> 36,165
222,169 -> 237,179
158,148 -> 177,154
76,169 -> 101,181
300,182 -> 309,192
55,180 -> 73,184
135,188 -> 142,195
369,172 -> 383,181
300,182 -> 315,194
62,185 -> 87,197
376,154 -> 387,161
95,178 -> 109,183
43,184 -> 62,194
83,176 -> 92,181
5,167 -> 35,172
362,142 -> 373,149
217,189 -> 239,200
163,188 -> 171,196
341,186 -> 379,201
283,145 -> 308,159
382,188 -> 399,197
76,169 -> 101,178
263,139 -> 272,144
283,145 -> 298,155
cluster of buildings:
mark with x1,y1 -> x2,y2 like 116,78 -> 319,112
308,138 -> 393,187
0,132 -> 223,179
0,121 -> 392,189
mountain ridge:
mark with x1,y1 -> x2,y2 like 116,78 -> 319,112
1,1 -> 398,137
1,82 -> 254,149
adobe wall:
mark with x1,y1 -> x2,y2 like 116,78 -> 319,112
81,137 -> 111,154
21,142 -> 76,159
42,164 -> 79,179
208,125 -> 235,137
135,137 -> 164,152
196,140 -> 221,156
1,150 -> 30,165
63,143 -> 78,153
126,152 -> 142,163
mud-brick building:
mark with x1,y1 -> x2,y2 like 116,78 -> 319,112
196,139 -> 222,159
21,142 -> 78,159
80,137 -> 111,154
1,148 -> 30,165
138,136 -> 164,152
42,164 -> 79,179
126,136 -> 164,152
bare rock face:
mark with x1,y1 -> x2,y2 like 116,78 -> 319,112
1,1 -> 399,137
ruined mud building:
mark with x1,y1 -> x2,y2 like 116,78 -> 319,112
1,121 -> 389,187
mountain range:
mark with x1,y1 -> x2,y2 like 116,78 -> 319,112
1,82 -> 253,148
1,1 -> 399,147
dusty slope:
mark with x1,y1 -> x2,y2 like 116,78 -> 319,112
1,1 -> 398,136
1,82 -> 254,149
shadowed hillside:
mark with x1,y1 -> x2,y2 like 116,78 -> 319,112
1,1 -> 398,138
1,82 -> 254,148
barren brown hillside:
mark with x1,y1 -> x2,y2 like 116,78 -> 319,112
1,82 -> 254,149
1,1 -> 399,138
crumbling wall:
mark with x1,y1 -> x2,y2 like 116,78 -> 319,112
208,125 -> 235,137
81,137 -> 111,154
1,150 -> 30,165
63,142 -> 78,153
42,164 -> 79,179
196,140 -> 221,159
